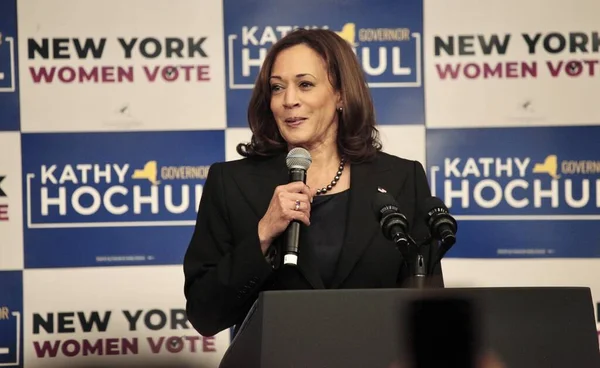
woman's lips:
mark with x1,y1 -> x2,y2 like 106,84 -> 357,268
284,117 -> 307,126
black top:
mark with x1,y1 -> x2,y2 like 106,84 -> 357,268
300,189 -> 350,288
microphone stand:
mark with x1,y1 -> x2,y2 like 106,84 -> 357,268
394,234 -> 444,289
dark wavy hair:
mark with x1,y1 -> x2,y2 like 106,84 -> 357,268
236,28 -> 382,163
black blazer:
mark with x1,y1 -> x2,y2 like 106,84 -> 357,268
183,151 -> 444,337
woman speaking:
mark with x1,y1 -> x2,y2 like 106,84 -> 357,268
183,28 -> 443,337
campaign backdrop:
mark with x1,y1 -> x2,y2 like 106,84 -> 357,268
21,130 -> 223,269
1,0 -> 599,366
427,126 -> 600,258
223,0 -> 425,126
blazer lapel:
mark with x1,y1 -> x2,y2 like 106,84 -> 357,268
329,156 -> 394,289
232,154 -> 288,219
230,153 -> 324,289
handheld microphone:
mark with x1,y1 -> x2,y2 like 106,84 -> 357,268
372,188 -> 410,250
283,147 -> 312,266
422,196 -> 458,264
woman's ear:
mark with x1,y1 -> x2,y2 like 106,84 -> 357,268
335,91 -> 343,110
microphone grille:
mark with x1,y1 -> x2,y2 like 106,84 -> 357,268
423,196 -> 448,211
286,147 -> 312,170
422,196 -> 450,222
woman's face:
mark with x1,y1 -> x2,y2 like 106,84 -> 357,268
269,44 -> 341,151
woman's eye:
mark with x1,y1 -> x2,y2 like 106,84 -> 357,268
299,81 -> 314,88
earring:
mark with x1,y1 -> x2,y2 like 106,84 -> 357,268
337,107 -> 343,112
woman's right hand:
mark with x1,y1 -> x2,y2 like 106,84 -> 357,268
258,182 -> 314,254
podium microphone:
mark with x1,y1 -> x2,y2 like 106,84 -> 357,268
372,188 -> 410,251
283,147 -> 312,266
422,196 -> 458,266
372,188 -> 430,286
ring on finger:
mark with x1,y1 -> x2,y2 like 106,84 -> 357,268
294,200 -> 301,211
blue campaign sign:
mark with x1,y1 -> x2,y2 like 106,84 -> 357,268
22,130 -> 225,268
0,271 -> 23,367
426,126 -> 600,258
0,0 -> 20,131
223,0 -> 424,127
